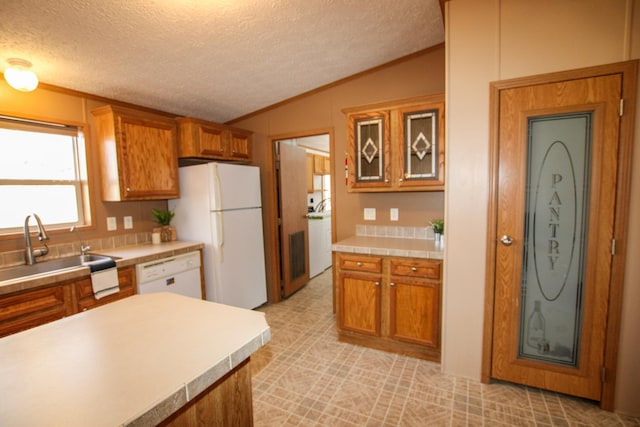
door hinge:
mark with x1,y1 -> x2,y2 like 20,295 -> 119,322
602,366 -> 606,383
611,239 -> 616,256
620,99 -> 624,117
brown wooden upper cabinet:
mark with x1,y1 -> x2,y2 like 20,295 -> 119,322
177,117 -> 252,163
344,94 -> 445,192
91,105 -> 180,201
313,154 -> 331,175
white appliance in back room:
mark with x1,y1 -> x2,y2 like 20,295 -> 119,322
168,162 -> 267,309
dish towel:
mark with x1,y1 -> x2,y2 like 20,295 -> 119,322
91,267 -> 120,300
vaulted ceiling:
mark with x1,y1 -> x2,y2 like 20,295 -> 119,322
0,1 -> 444,123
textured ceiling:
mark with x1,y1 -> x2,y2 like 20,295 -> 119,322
0,0 -> 444,123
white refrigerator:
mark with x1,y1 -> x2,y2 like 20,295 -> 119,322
168,163 -> 267,309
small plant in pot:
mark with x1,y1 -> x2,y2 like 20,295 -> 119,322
152,208 -> 176,242
430,219 -> 444,244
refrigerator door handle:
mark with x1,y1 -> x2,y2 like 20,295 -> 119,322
213,211 -> 224,263
212,163 -> 223,211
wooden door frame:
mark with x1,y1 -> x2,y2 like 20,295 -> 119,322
481,60 -> 638,410
265,128 -> 336,303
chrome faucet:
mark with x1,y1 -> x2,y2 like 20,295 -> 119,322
314,198 -> 331,213
70,226 -> 91,256
24,213 -> 50,265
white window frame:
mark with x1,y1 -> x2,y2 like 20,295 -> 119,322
0,114 -> 92,235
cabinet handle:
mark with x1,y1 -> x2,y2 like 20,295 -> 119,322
411,267 -> 417,272
390,282 -> 395,287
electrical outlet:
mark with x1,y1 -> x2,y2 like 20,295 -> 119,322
124,216 -> 133,229
390,208 -> 399,221
364,208 -> 376,221
107,216 -> 117,231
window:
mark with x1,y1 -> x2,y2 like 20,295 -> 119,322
0,115 -> 90,234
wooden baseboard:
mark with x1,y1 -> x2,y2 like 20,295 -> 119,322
339,331 -> 440,363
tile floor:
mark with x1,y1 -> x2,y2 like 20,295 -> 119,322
251,269 -> 639,426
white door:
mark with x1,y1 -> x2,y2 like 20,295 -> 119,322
209,163 -> 262,211
207,208 -> 267,309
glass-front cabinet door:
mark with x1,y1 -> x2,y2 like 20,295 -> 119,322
397,101 -> 445,189
344,94 -> 445,192
347,111 -> 391,190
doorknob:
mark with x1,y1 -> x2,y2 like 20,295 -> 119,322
500,235 -> 514,246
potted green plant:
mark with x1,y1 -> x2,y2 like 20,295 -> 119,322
430,219 -> 444,244
152,208 -> 176,242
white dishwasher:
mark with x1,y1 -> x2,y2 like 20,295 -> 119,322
136,251 -> 202,299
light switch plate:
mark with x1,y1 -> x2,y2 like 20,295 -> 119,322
107,216 -> 117,231
390,208 -> 399,221
364,208 -> 376,221
124,216 -> 133,229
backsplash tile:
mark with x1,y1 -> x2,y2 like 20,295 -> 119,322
0,232 -> 151,269
355,225 -> 432,240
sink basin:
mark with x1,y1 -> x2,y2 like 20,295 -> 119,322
0,254 -> 118,283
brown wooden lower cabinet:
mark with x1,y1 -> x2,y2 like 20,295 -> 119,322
335,253 -> 442,362
74,266 -> 136,311
0,266 -> 136,338
0,284 -> 74,338
159,358 -> 254,427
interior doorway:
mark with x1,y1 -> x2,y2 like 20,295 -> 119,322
269,130 -> 335,301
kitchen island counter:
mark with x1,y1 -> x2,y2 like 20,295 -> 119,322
0,292 -> 270,426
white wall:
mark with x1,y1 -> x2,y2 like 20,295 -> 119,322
444,0 -> 640,415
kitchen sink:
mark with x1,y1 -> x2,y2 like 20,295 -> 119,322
0,254 -> 119,283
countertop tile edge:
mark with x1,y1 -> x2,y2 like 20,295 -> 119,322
128,325 -> 270,426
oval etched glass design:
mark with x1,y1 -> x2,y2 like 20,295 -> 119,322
532,141 -> 577,301
518,112 -> 592,367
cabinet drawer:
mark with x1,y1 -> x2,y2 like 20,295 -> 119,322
76,267 -> 135,311
338,254 -> 382,273
0,285 -> 71,338
390,259 -> 441,280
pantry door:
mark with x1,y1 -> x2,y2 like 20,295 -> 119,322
487,66 -> 632,402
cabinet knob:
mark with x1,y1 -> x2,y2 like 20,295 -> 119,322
126,187 -> 131,192
374,281 -> 380,286
411,267 -> 417,272
399,178 -> 404,182
357,262 -> 362,267
390,282 -> 395,287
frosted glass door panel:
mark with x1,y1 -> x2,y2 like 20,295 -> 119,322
518,113 -> 592,367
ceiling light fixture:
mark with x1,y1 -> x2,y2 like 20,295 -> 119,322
4,58 -> 39,92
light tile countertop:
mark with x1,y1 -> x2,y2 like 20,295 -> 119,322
0,241 -> 204,296
332,235 -> 444,260
0,292 -> 271,426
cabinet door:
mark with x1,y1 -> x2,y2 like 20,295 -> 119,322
118,114 -> 180,199
389,277 -> 440,348
227,129 -> 252,162
313,155 -> 330,174
338,272 -> 381,336
397,101 -> 445,189
75,267 -> 136,312
197,123 -> 226,157
0,284 -> 73,338
347,111 -> 391,190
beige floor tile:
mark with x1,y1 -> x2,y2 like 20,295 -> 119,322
252,269 -> 640,426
